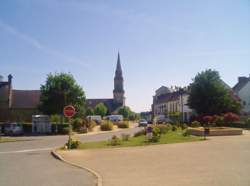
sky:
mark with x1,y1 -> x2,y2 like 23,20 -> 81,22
0,0 -> 249,112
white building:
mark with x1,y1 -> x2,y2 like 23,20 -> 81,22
152,87 -> 192,122
233,76 -> 250,114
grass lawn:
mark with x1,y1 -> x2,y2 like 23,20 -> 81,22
77,130 -> 203,150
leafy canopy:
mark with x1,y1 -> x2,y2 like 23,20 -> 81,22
118,106 -> 132,119
94,103 -> 108,117
39,73 -> 85,116
187,69 -> 241,115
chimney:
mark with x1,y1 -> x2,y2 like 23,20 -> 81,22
7,74 -> 13,108
238,76 -> 248,83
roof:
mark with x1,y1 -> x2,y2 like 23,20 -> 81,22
11,90 -> 41,109
233,77 -> 250,93
154,91 -> 184,104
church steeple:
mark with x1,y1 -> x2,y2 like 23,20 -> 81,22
113,52 -> 125,106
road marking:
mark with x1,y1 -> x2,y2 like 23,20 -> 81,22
0,147 -> 54,154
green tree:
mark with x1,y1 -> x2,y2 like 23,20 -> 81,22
94,103 -> 107,117
187,69 -> 241,115
118,106 -> 132,119
85,107 -> 94,116
39,73 -> 86,117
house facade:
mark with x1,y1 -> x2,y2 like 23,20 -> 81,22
233,75 -> 250,114
152,86 -> 192,122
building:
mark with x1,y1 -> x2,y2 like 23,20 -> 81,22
0,75 -> 40,122
152,86 -> 192,122
86,52 -> 125,113
233,75 -> 250,114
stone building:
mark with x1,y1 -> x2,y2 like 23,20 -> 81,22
86,53 -> 125,113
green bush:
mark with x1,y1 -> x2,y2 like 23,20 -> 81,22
150,127 -> 161,142
86,120 -> 97,131
109,135 -> 121,146
172,125 -> 178,131
121,133 -> 130,141
245,118 -> 250,128
62,127 -> 70,135
72,118 -> 83,131
66,138 -> 81,149
78,126 -> 88,134
190,121 -> 201,128
181,123 -> 188,130
117,121 -> 129,128
182,130 -> 190,137
100,120 -> 113,131
156,124 -> 171,134
134,129 -> 146,137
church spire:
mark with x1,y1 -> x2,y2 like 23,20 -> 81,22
115,52 -> 122,77
113,52 -> 125,106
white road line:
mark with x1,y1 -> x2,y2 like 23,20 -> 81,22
0,147 -> 55,154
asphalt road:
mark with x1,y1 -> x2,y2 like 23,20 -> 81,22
0,126 -> 141,186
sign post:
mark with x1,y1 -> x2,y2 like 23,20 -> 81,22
63,105 -> 76,149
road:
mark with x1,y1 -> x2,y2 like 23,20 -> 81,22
0,126 -> 141,186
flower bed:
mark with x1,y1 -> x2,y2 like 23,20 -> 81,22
187,127 -> 243,136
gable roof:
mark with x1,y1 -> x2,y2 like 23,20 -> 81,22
11,90 -> 41,109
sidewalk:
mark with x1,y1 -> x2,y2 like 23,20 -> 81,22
58,131 -> 250,186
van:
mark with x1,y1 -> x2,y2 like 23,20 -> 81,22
106,115 -> 123,122
86,115 -> 102,124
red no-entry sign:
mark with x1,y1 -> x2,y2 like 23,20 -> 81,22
63,105 -> 76,118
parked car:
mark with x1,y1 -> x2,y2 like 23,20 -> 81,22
106,115 -> 123,122
156,115 -> 173,124
4,123 -> 23,136
138,119 -> 148,127
86,115 -> 102,124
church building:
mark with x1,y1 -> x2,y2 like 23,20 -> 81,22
86,53 -> 125,113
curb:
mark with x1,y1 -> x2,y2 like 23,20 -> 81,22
51,150 -> 102,186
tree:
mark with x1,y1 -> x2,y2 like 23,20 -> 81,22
85,107 -> 94,116
187,69 -> 241,115
118,106 -> 132,119
39,73 -> 86,117
94,103 -> 107,117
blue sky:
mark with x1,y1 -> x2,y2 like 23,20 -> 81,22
0,0 -> 249,112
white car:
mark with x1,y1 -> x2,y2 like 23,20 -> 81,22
139,119 -> 148,127
106,115 -> 123,122
4,123 -> 23,136
86,115 -> 102,124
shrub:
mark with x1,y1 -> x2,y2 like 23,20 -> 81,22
117,121 -> 129,128
156,124 -> 171,134
121,133 -> 130,141
109,135 -> 121,146
72,118 -> 83,131
172,125 -> 178,131
134,129 -> 146,137
65,137 -> 81,149
150,127 -> 161,142
213,115 -> 224,126
202,115 -> 213,124
224,112 -> 240,124
62,127 -> 70,135
181,123 -> 188,130
78,126 -> 88,134
86,120 -> 97,131
100,120 -> 113,131
182,130 -> 190,136
190,121 -> 201,128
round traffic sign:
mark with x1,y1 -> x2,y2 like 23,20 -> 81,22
63,105 -> 76,118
